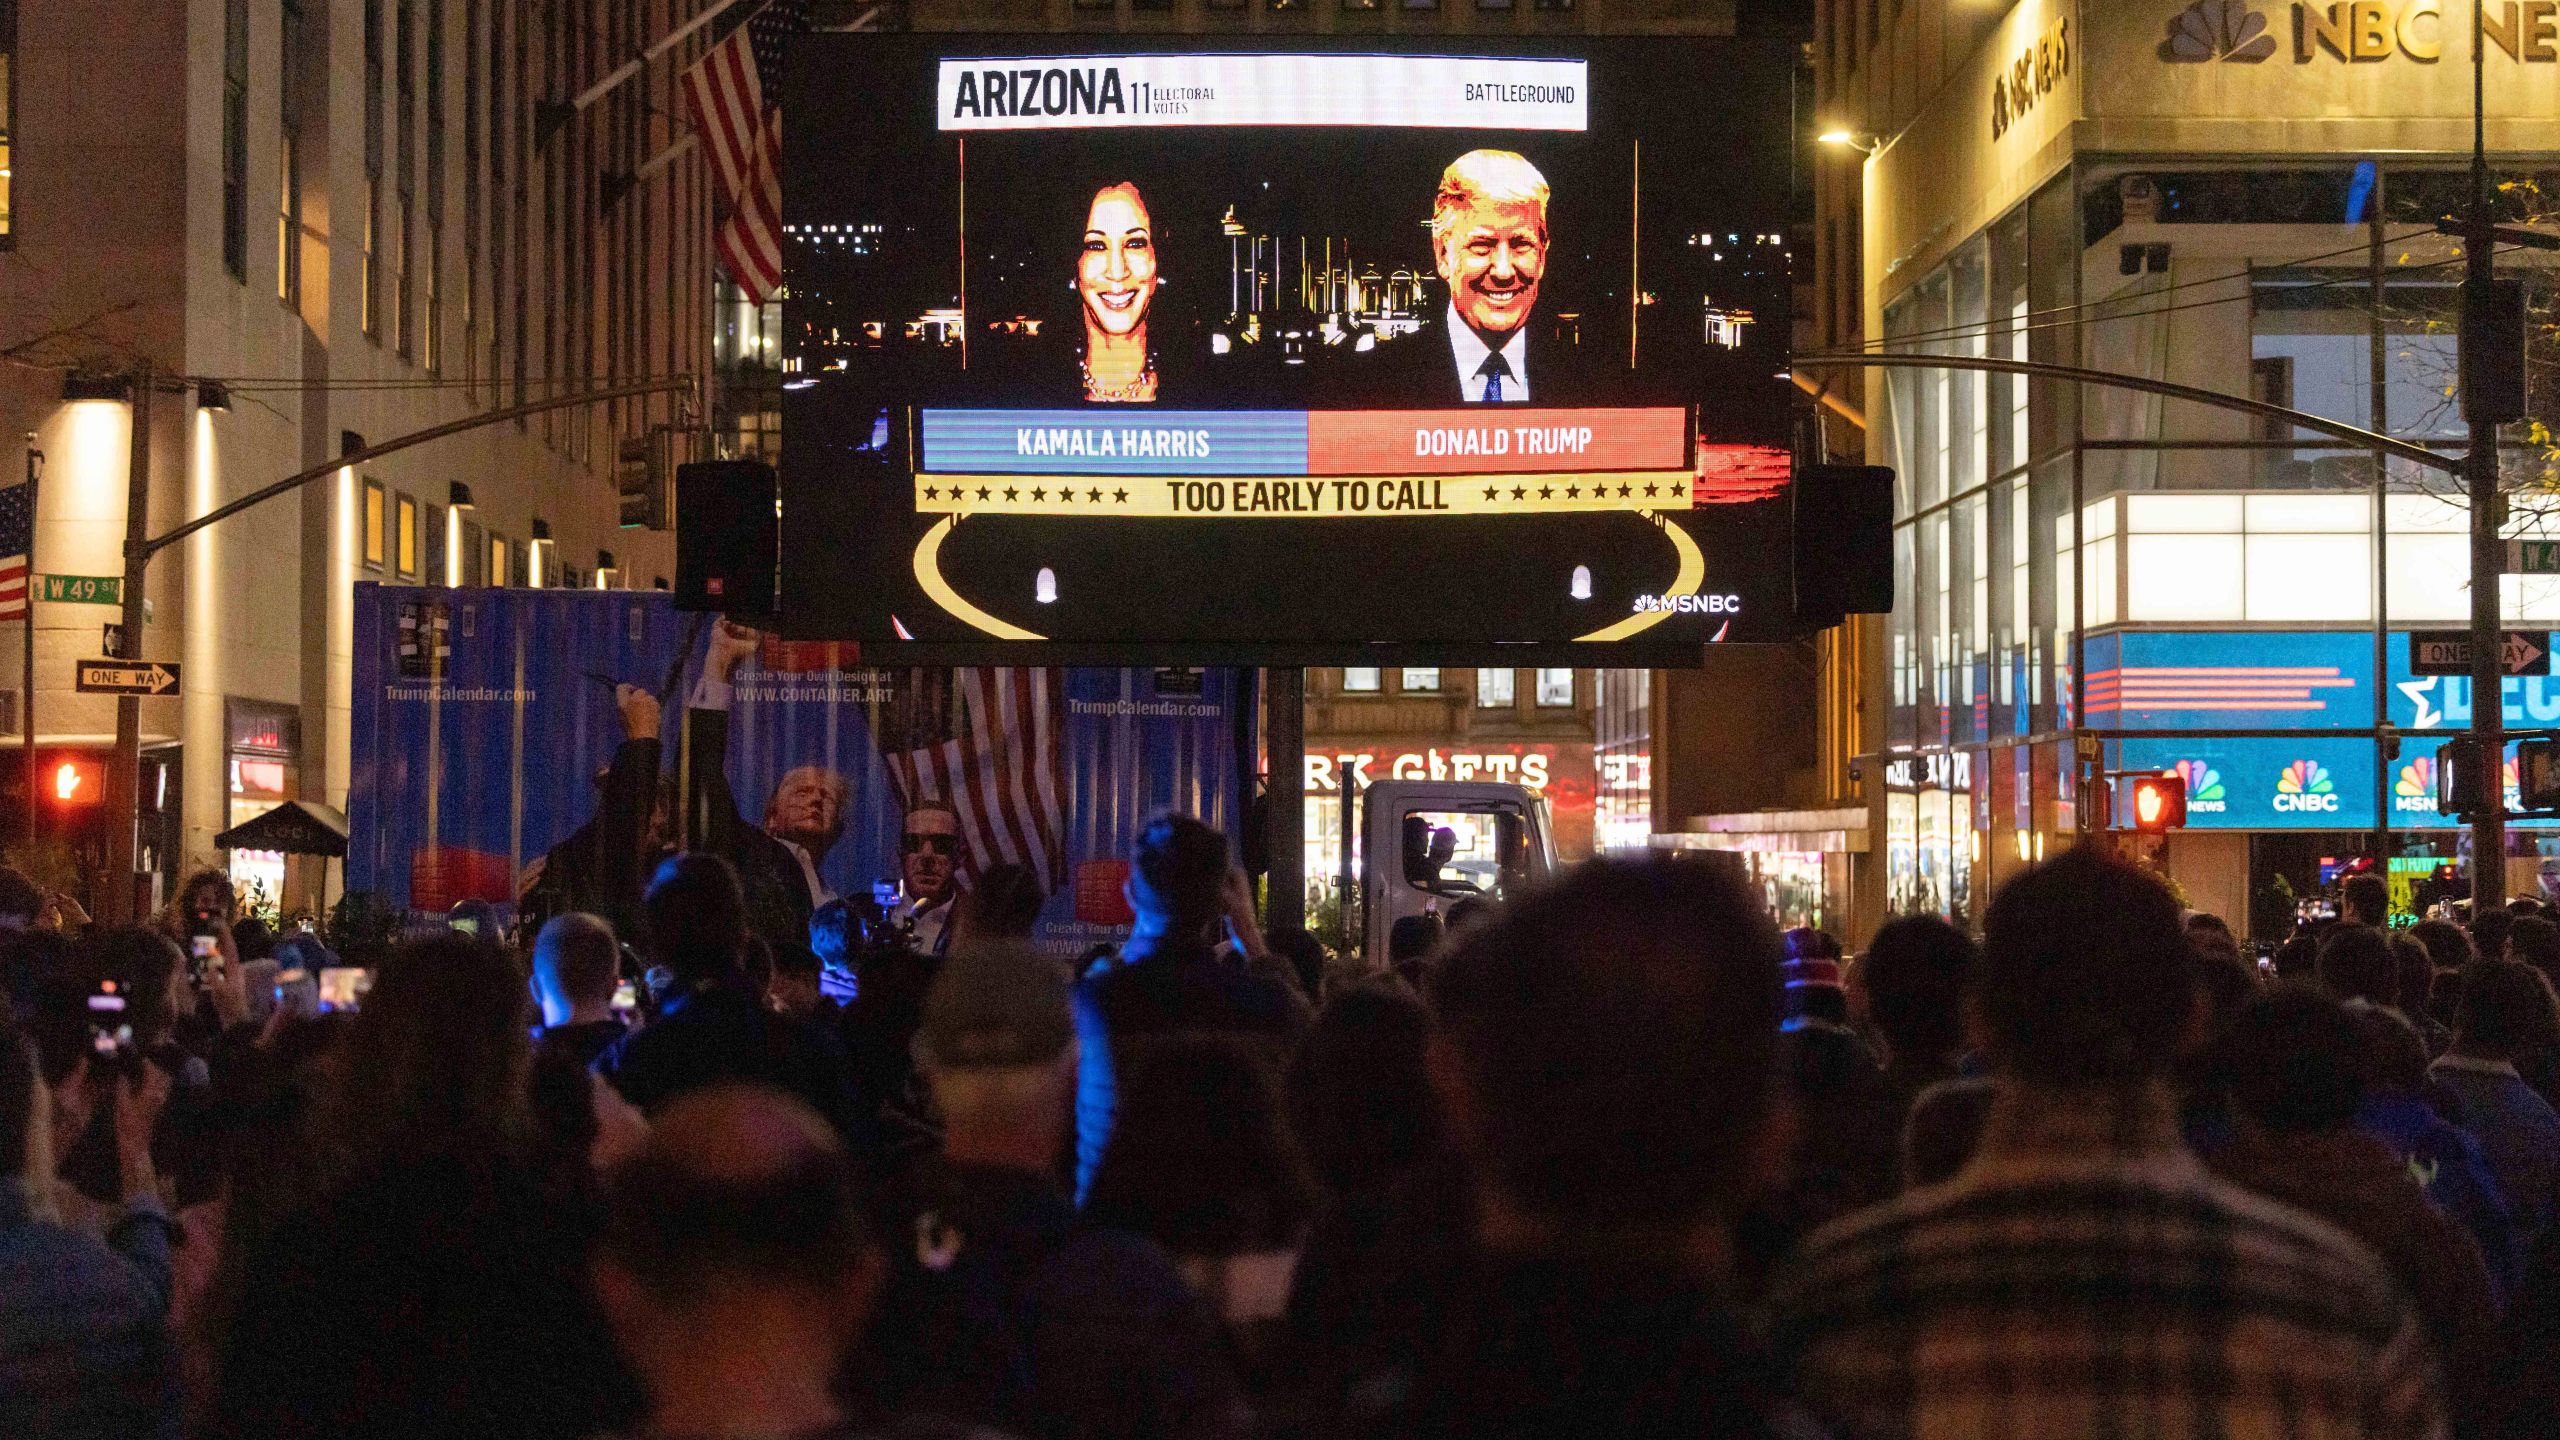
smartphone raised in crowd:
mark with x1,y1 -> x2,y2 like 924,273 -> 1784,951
192,932 -> 226,979
86,979 -> 137,1071
317,966 -> 374,1014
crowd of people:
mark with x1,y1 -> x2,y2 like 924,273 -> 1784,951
11,829 -> 2560,1438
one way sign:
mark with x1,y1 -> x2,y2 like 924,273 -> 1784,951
74,660 -> 183,696
2409,630 -> 2552,678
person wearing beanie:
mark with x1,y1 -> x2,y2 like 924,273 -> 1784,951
862,939 -> 1236,1440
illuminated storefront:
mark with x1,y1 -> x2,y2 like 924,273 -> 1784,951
1844,0 -> 2560,933
1303,666 -> 1629,925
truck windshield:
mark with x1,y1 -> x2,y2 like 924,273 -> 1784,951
1402,807 -> 1533,905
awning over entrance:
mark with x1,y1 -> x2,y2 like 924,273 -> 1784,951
214,799 -> 350,858
1652,807 -> 1871,854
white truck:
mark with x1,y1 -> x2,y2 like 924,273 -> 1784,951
1359,779 -> 1560,962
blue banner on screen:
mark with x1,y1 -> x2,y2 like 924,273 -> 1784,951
2084,627 -> 2560,735
346,585 -> 1249,959
2082,630 -> 2369,731
922,410 -> 1311,475
2113,738 -> 2380,831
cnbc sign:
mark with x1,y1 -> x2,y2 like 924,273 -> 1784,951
2161,0 -> 2560,64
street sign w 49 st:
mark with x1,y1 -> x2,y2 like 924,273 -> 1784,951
2508,540 -> 2560,576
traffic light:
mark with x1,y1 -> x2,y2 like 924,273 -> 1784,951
2463,276 -> 2528,427
2129,772 -> 2187,833
42,754 -> 104,807
2518,738 -> 2560,813
2438,736 -> 2496,818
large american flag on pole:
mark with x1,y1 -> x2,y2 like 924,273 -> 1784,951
0,483 -> 31,623
679,0 -> 802,304
875,669 -> 1069,891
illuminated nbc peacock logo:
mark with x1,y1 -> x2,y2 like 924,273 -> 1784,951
2396,758 -> 2434,798
2172,760 -> 2225,802
2278,761 -> 2334,796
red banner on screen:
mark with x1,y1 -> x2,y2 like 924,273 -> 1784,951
1306,408 -> 1688,476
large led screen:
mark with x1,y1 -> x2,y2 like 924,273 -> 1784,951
780,36 -> 1799,657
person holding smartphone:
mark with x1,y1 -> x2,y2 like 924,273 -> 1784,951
54,927 -> 236,1231
0,1016 -> 177,1440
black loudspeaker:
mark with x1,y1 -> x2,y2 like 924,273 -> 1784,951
1792,463 -> 1896,627
675,460 -> 778,618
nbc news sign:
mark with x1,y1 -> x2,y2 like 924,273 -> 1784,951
2160,0 -> 2560,65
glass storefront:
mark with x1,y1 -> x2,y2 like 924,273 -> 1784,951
1873,156 -> 2560,929
224,699 -> 302,919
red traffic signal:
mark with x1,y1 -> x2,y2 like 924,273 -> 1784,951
2129,772 -> 2187,833
43,754 -> 105,807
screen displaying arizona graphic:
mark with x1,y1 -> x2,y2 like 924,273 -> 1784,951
780,36 -> 1799,654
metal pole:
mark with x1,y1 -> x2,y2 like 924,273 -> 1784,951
20,439 -> 37,854
1266,668 -> 1305,938
1792,353 -> 2461,477
2466,0 -> 2507,912
103,371 -> 152,923
2371,185 -> 2393,889
99,377 -> 691,924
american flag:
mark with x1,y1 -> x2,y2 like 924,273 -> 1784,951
0,483 -> 31,623
875,669 -> 1068,891
680,0 -> 803,304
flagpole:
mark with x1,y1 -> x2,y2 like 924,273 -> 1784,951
18,438 -> 36,853
601,133 -> 698,215
540,0 -> 786,147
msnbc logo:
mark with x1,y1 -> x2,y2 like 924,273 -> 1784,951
2274,759 -> 2340,813
2394,757 -> 2437,815
2170,760 -> 2227,814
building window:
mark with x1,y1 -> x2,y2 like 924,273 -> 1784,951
0,0 -> 15,241
278,0 -> 303,304
393,0 -> 415,358
1341,667 -> 1381,693
488,533 -> 508,587
422,0 -> 443,373
222,0 -> 248,281
1400,667 -> 1441,692
395,494 -> 419,577
1535,668 -> 1574,707
461,0 -> 480,390
1477,668 -> 1516,707
362,481 -> 386,570
462,518 -> 485,585
363,0 -> 384,339
423,501 -> 446,585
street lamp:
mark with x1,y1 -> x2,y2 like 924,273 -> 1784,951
1817,130 -> 1884,156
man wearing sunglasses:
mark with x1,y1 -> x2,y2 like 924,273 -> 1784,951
896,801 -> 968,956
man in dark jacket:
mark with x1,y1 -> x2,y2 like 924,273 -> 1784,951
1071,816 -> 1302,1201
868,939 -> 1238,1440
520,685 -> 673,944
594,855 -> 874,1160
1369,857 -> 1816,1440
684,622 -> 851,949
